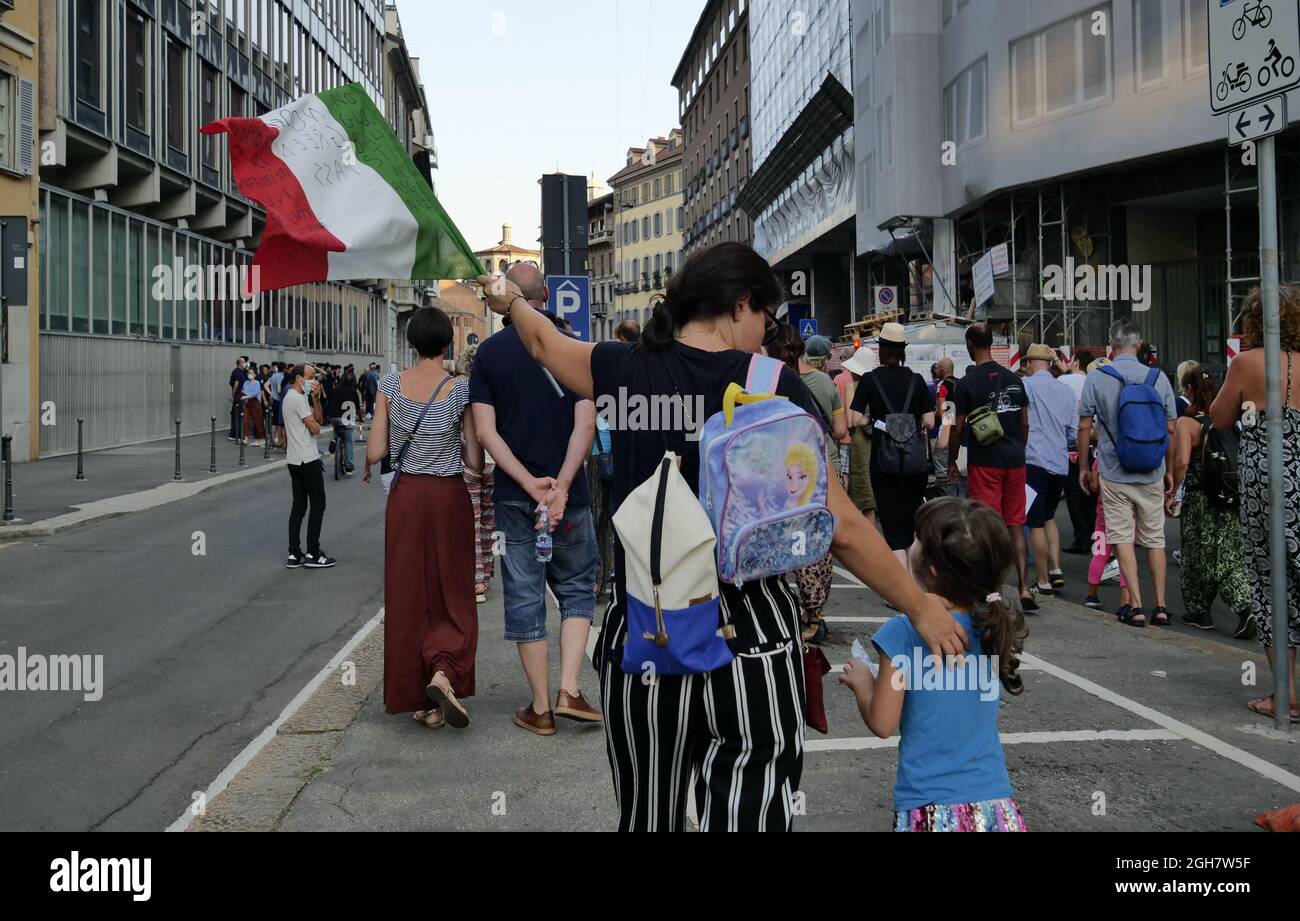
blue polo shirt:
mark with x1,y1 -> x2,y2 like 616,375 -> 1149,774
467,324 -> 590,507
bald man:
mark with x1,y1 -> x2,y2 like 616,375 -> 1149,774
469,263 -> 602,734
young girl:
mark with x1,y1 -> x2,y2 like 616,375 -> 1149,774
841,497 -> 1029,832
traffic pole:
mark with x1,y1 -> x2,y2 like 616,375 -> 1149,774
1,435 -> 13,523
209,417 -> 218,474
75,419 -> 86,481
173,420 -> 183,481
1256,135 -> 1292,733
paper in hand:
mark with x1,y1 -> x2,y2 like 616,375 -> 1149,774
851,639 -> 880,678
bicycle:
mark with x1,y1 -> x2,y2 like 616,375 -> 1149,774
1233,1 -> 1272,41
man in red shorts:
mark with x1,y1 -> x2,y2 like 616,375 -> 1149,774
948,323 -> 1035,610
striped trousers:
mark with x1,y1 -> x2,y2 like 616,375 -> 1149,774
597,581 -> 806,832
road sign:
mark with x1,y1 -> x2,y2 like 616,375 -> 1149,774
546,275 -> 590,341
972,251 -> 996,307
1209,0 -> 1300,113
1228,93 -> 1286,142
874,285 -> 896,311
798,318 -> 818,339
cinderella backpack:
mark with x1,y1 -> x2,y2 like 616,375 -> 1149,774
698,353 -> 835,587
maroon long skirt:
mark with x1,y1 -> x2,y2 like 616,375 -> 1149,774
384,473 -> 478,714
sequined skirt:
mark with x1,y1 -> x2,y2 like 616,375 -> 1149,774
894,797 -> 1027,832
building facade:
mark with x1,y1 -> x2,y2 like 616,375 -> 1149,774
473,222 -> 540,275
741,0 -> 856,339
587,187 -> 615,340
609,131 -> 683,326
35,0 -> 407,457
672,0 -> 754,260
856,0 -> 1288,370
0,2 -> 39,464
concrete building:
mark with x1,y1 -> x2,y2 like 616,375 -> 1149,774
0,2 -> 39,465
587,185 -> 615,340
608,131 -> 684,326
474,222 -> 541,275
856,0 -> 1284,370
672,0 -> 754,260
35,0 -> 405,457
741,0 -> 856,340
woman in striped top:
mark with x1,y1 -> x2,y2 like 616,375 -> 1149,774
365,306 -> 484,731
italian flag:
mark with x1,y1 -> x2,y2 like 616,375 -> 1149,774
202,83 -> 483,294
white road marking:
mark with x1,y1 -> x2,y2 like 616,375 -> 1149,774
1020,652 -> 1300,795
830,584 -> 868,590
824,615 -> 889,624
832,566 -> 865,586
165,608 -> 385,832
806,728 -> 1182,752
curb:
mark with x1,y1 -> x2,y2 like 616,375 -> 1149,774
0,459 -> 289,538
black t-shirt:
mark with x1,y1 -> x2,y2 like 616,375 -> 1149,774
468,325 -> 590,506
228,368 -> 244,398
327,382 -> 361,419
952,361 -> 1029,468
851,366 -> 935,440
589,340 -> 824,661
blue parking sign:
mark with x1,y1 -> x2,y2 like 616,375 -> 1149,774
799,318 -> 818,339
546,275 -> 591,341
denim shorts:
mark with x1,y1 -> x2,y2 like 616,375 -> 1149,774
495,500 -> 598,643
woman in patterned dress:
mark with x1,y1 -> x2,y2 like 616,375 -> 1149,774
1211,286 -> 1300,724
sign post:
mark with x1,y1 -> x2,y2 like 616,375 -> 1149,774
1209,0 -> 1292,732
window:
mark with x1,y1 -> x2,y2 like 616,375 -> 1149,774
201,65 -> 219,167
665,173 -> 673,194
862,153 -> 874,212
677,206 -> 684,228
1183,0 -> 1208,75
666,207 -> 673,234
165,38 -> 187,152
653,178 -> 661,198
126,11 -> 150,132
874,0 -> 890,53
876,96 -> 893,171
76,0 -> 103,107
1134,0 -> 1166,90
643,216 -> 651,238
1010,5 -> 1111,127
943,57 -> 987,148
654,212 -> 662,237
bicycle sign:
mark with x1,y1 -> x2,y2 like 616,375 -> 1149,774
1209,0 -> 1300,113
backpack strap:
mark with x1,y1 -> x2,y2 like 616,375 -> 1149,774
875,371 -> 898,417
745,353 -> 784,395
1144,367 -> 1162,388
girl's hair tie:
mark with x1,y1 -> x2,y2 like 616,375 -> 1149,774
985,592 -> 1002,605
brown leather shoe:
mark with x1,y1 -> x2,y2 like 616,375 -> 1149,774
555,688 -> 604,723
514,703 -> 557,736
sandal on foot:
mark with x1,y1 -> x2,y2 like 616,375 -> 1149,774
1117,606 -> 1147,628
426,674 -> 470,729
1151,606 -> 1170,626
412,708 -> 445,729
1247,695 -> 1300,723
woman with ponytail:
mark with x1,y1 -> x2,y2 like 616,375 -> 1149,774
1167,368 -> 1254,638
840,497 -> 1028,832
477,242 -> 968,832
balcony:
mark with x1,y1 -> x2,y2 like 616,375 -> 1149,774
589,228 -> 613,244
591,301 -> 608,317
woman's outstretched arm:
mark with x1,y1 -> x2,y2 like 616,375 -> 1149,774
478,275 -> 596,400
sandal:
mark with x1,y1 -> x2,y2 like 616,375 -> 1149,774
1117,606 -> 1147,628
412,708 -> 445,729
1151,606 -> 1170,626
425,672 -> 470,728
1247,695 -> 1300,723
475,583 -> 488,604
800,618 -> 828,645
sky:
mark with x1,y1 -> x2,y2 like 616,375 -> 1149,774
394,0 -> 703,253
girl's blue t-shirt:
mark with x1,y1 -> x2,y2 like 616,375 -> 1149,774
871,611 -> 1013,811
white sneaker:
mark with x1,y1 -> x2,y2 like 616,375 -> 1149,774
1172,550 -> 1182,568
1101,558 -> 1121,584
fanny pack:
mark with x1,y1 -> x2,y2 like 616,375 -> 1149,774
967,378 -> 1006,446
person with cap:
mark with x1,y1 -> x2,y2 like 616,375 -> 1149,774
792,333 -> 848,642
1022,343 -> 1079,599
837,347 -> 879,529
851,323 -> 936,567
949,322 -> 1035,611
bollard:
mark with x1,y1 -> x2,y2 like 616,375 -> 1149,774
264,419 -> 271,460
2,435 -> 13,523
174,420 -> 183,481
237,401 -> 247,467
209,417 -> 218,474
75,419 -> 86,481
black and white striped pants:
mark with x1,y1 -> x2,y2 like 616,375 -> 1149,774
597,580 -> 807,832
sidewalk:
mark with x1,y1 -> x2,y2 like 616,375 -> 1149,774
1,430 -> 312,536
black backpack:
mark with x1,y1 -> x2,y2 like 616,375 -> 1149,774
1197,415 -> 1240,510
873,373 -> 929,477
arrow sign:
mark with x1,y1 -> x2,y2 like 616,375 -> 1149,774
1227,95 -> 1287,145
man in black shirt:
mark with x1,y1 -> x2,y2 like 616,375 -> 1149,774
227,357 -> 247,440
948,323 -> 1036,610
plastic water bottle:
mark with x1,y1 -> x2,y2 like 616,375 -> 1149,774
1171,482 -> 1185,519
535,507 -> 553,562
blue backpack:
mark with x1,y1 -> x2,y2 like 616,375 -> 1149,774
1097,364 -> 1169,473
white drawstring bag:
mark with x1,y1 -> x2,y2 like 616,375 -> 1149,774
613,451 -> 733,675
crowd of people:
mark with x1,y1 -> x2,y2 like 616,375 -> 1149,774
243,241 -> 1299,831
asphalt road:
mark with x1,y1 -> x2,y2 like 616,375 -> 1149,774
0,456 -> 387,831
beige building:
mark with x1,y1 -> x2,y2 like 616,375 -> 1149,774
0,2 -> 38,465
475,223 -> 541,275
609,131 -> 684,326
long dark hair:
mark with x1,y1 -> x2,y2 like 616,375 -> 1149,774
642,242 -> 784,351
765,322 -> 804,370
1180,366 -> 1217,416
912,498 -> 1028,695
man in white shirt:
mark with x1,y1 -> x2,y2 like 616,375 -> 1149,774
283,363 -> 335,569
